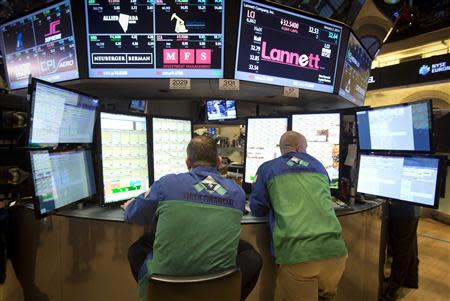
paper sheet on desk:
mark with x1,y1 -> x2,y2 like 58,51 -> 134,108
344,144 -> 357,166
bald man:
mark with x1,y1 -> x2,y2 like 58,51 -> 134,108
250,131 -> 347,301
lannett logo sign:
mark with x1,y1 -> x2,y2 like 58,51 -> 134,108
419,61 -> 450,76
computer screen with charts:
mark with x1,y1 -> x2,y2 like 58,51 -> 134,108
356,100 -> 432,152
244,117 -> 288,183
30,150 -> 96,218
28,79 -> 99,147
357,154 -> 441,208
151,117 -> 192,181
100,113 -> 149,204
292,113 -> 340,189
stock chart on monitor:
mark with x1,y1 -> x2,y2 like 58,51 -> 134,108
356,101 -> 432,152
245,118 -> 288,183
85,0 -> 224,78
30,150 -> 96,216
235,0 -> 342,92
292,113 -> 340,189
0,0 -> 79,89
100,113 -> 149,203
152,117 -> 192,181
357,154 -> 440,207
29,81 -> 99,146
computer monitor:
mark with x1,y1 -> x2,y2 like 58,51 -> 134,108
28,79 -> 99,147
244,117 -> 288,183
99,113 -> 150,204
357,154 -> 442,208
291,113 -> 341,190
30,149 -> 96,218
206,100 -> 237,121
129,100 -> 147,113
151,117 -> 192,181
356,100 -> 432,152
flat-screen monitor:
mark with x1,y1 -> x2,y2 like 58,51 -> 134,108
206,100 -> 237,121
0,0 -> 79,89
100,113 -> 149,204
338,32 -> 372,106
244,117 -> 288,183
30,149 -> 96,218
292,113 -> 340,189
357,154 -> 442,208
152,117 -> 192,181
28,79 -> 99,147
129,100 -> 147,113
356,100 -> 432,152
235,0 -> 342,93
84,0 -> 225,78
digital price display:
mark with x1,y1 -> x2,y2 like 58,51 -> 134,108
85,0 -> 224,78
235,0 -> 342,93
0,0 -> 79,89
339,33 -> 372,106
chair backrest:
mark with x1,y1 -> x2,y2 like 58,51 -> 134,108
148,267 -> 241,301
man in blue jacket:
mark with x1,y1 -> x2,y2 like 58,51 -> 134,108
250,131 -> 347,301
122,136 -> 261,300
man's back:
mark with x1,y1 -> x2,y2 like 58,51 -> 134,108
250,152 -> 347,264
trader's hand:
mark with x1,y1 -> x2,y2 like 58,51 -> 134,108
121,198 -> 134,210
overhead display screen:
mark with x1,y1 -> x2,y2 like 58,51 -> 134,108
356,101 -> 432,152
152,117 -> 192,181
85,0 -> 224,78
339,33 -> 372,106
0,0 -> 79,89
100,113 -> 150,204
245,117 -> 288,183
357,154 -> 441,208
206,100 -> 237,121
235,0 -> 342,93
292,113 -> 340,189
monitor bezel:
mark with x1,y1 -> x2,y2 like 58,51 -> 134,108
290,111 -> 343,195
234,0 -> 344,94
96,111 -> 151,207
0,0 -> 80,90
149,115 -> 194,184
30,148 -> 97,219
205,99 -> 238,122
356,152 -> 443,209
27,77 -> 100,148
355,100 -> 434,153
243,115 -> 290,192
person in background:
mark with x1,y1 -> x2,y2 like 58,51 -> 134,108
381,202 -> 420,301
122,136 -> 262,301
250,131 -> 347,301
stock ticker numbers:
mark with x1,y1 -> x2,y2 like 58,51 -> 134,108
85,0 -> 224,78
235,0 -> 342,93
0,0 -> 79,89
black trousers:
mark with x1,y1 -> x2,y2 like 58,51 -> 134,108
128,234 -> 262,301
386,217 -> 419,291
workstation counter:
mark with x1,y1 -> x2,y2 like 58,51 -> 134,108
4,200 -> 385,301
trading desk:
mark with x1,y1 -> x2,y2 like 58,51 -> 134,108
3,200 -> 385,301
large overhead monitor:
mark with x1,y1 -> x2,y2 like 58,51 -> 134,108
85,0 -> 225,78
244,117 -> 288,183
338,32 -> 372,106
292,113 -> 340,189
28,79 -> 99,147
357,154 -> 442,208
235,0 -> 342,93
30,150 -> 96,218
206,100 -> 237,121
356,100 -> 432,152
151,117 -> 192,181
99,113 -> 150,204
0,0 -> 79,89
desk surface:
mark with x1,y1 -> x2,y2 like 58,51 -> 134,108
56,200 -> 384,224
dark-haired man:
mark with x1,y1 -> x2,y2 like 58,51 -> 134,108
250,131 -> 347,301
123,136 -> 262,301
